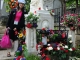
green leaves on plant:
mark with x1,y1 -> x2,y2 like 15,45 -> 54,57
25,13 -> 39,23
26,54 -> 41,60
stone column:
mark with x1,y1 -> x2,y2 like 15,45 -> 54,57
25,27 -> 31,52
67,28 -> 76,47
71,31 -> 75,47
25,27 -> 37,54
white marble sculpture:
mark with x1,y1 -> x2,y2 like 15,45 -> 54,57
30,0 -> 44,13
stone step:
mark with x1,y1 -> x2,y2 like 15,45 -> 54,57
0,56 -> 15,60
0,50 -> 15,60
0,26 -> 6,34
0,34 -> 4,39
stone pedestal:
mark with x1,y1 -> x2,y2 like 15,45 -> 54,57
25,27 -> 37,54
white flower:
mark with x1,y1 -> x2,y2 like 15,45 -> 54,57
60,23 -> 63,25
57,47 -> 60,50
48,44 -> 50,46
62,46 -> 65,48
69,48 -> 73,51
68,35 -> 72,38
64,45 -> 68,48
69,40 -> 73,43
47,47 -> 53,51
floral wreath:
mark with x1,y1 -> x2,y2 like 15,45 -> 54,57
8,0 -> 18,9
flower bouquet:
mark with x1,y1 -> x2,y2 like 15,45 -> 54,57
25,13 -> 39,28
17,29 -> 26,40
41,38 -> 76,60
8,0 -> 18,9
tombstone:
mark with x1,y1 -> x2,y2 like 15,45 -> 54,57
37,10 -> 54,29
25,0 -> 63,53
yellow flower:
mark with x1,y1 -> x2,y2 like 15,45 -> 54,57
19,33 -> 23,38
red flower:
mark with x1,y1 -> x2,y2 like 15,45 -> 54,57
45,56 -> 50,60
42,28 -> 45,30
16,56 -> 23,60
42,53 -> 45,57
38,7 -> 41,10
72,47 -> 76,51
62,32 -> 66,38
26,23 -> 32,28
39,42 -> 43,45
50,29 -> 54,34
64,50 -> 68,53
15,31 -> 18,35
36,44 -> 38,51
78,18 -> 80,22
60,47 -> 64,50
51,9 -> 54,13
54,48 -> 57,50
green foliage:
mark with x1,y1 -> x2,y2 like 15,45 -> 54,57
22,44 -> 28,59
4,0 -> 31,13
66,0 -> 80,9
36,31 -> 42,43
25,0 -> 31,14
74,45 -> 80,58
25,13 -> 39,23
26,54 -> 41,60
4,0 -> 11,12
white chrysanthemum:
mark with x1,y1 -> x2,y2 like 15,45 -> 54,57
68,35 -> 72,38
64,45 -> 68,48
57,47 -> 60,50
69,40 -> 73,43
47,47 -> 53,51
48,44 -> 50,46
69,48 -> 73,51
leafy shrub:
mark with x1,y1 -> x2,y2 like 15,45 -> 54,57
26,54 -> 41,60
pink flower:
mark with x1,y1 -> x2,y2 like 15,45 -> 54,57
78,24 -> 80,27
78,18 -> 80,22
